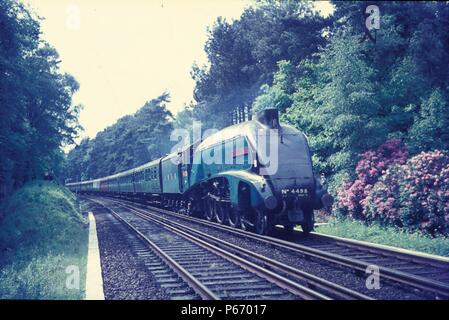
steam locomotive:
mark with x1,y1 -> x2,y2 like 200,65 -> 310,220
67,109 -> 333,234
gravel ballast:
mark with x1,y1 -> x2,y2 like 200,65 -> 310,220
83,201 -> 168,300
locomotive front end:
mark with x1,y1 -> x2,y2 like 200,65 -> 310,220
254,109 -> 333,232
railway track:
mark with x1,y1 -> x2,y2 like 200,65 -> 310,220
87,197 -> 373,300
94,196 -> 449,300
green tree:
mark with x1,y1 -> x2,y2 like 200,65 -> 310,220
0,0 -> 80,198
191,1 -> 329,128
252,60 -> 296,113
409,89 -> 449,153
66,93 -> 173,181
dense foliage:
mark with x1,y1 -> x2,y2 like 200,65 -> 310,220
65,93 -> 173,181
0,0 -> 81,198
259,1 -> 449,181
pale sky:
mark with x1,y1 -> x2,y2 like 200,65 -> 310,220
25,0 -> 334,145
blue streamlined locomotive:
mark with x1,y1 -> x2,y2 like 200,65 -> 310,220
67,109 -> 333,234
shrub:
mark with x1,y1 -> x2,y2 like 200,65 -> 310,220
337,139 -> 408,219
365,150 -> 449,236
363,164 -> 403,225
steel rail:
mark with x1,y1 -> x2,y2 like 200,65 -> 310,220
302,231 -> 449,269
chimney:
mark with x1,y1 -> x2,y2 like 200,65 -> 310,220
255,108 -> 279,129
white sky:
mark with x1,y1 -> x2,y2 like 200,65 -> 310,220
25,0 -> 334,144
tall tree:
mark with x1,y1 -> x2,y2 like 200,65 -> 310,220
0,0 -> 80,198
65,93 -> 174,181
191,0 -> 329,129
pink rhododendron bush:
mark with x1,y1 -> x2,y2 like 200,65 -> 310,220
365,151 -> 449,236
337,139 -> 408,220
338,140 -> 449,236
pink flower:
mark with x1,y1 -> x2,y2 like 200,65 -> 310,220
342,147 -> 449,236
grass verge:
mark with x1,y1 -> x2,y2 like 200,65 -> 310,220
315,218 -> 449,257
0,180 -> 88,299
